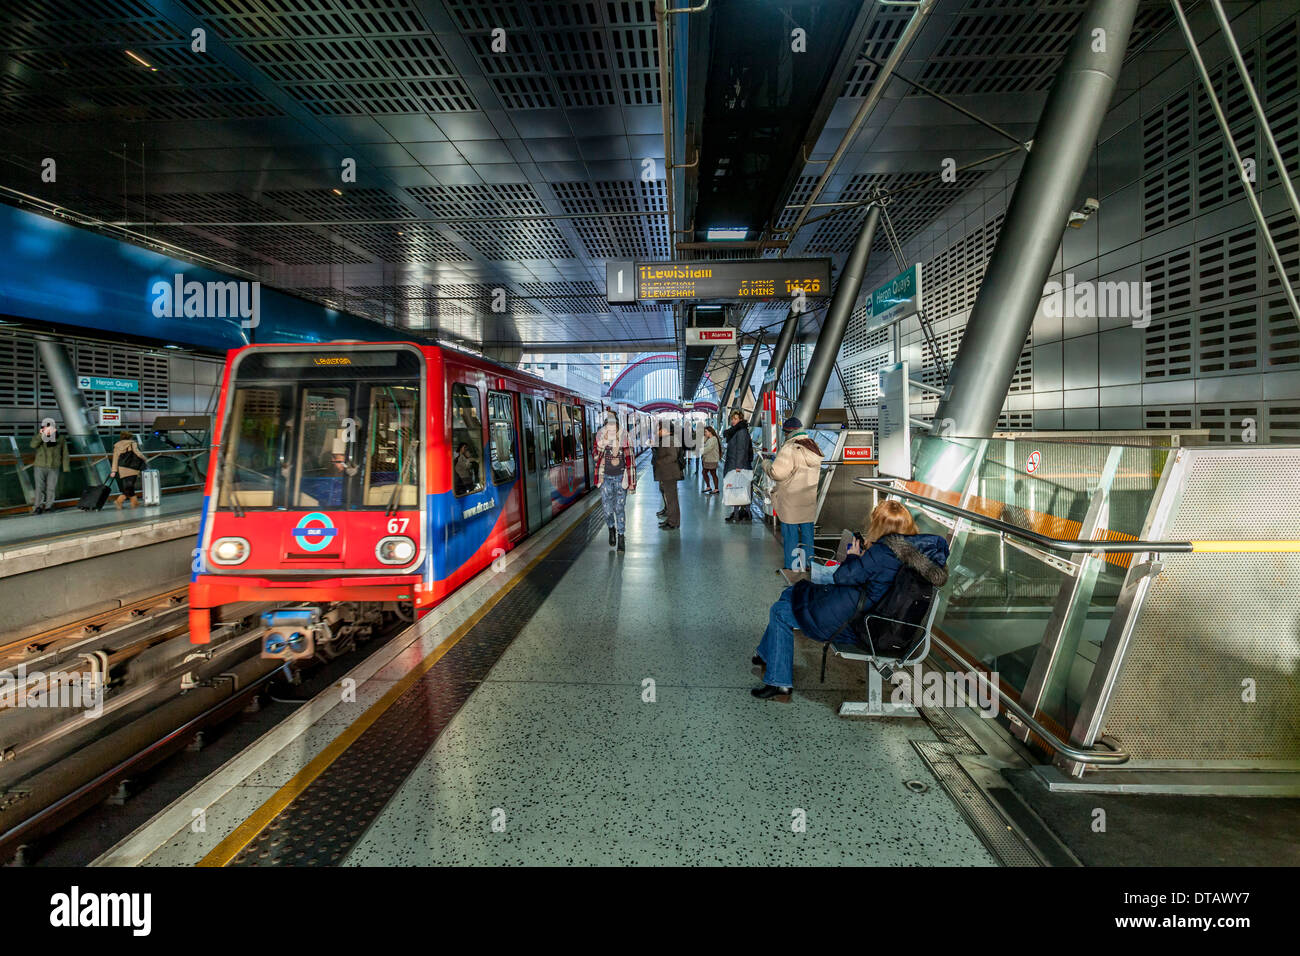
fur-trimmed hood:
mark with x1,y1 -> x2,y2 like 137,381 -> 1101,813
879,533 -> 950,586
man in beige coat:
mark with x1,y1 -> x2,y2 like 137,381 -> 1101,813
763,417 -> 823,569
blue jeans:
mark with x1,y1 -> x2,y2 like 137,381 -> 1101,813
601,475 -> 627,533
780,521 -> 815,570
755,586 -> 798,688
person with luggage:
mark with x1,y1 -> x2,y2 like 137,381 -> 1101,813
594,410 -> 636,551
764,417 -> 823,570
29,418 -> 70,514
652,421 -> 683,531
109,430 -> 150,509
700,425 -> 721,494
751,501 -> 950,701
722,411 -> 754,523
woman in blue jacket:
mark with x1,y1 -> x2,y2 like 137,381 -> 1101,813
752,500 -> 950,701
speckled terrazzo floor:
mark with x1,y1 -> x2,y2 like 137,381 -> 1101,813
343,467 -> 995,866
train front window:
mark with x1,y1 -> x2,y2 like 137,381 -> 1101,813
217,349 -> 421,511
219,386 -> 291,509
365,386 -> 419,507
295,387 -> 358,509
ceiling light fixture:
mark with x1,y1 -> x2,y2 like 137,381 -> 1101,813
706,227 -> 747,240
331,188 -> 343,196
125,50 -> 157,71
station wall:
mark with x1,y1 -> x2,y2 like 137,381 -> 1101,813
836,2 -> 1300,444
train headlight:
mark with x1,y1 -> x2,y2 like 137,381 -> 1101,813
376,536 -> 416,565
211,537 -> 249,565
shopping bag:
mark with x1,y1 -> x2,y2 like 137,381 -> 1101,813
722,468 -> 752,506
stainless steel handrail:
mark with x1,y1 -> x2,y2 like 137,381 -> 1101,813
926,632 -> 1128,765
856,478 -> 1193,553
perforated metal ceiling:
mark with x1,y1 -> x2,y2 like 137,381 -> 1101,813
1,0 -> 1173,355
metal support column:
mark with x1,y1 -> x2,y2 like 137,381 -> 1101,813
729,334 -> 762,415
715,344 -> 742,424
792,204 -> 881,428
35,335 -> 110,482
932,0 -> 1140,437
750,307 -> 800,427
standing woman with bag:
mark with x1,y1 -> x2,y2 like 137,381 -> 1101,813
109,430 -> 149,509
722,411 -> 754,522
699,425 -> 722,494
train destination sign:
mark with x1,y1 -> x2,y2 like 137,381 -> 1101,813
607,258 -> 831,303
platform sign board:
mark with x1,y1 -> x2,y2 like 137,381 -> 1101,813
606,260 -> 636,304
877,361 -> 912,480
98,406 -> 122,427
78,375 -> 139,392
867,263 -> 922,326
617,258 -> 830,303
684,327 -> 737,346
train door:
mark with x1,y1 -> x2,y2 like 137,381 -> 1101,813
535,396 -> 553,522
519,393 -> 543,533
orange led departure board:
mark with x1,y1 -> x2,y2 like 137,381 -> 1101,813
607,258 -> 831,302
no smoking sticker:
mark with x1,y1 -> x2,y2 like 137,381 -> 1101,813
1026,450 -> 1041,474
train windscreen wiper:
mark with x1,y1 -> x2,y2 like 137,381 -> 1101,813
385,439 -> 418,517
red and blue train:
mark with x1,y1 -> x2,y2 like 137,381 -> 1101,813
189,341 -> 596,655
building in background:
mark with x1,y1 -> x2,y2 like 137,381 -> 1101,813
518,353 -> 603,402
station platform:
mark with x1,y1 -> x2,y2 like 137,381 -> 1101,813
0,491 -> 203,642
97,466 -> 995,867
0,491 -> 202,563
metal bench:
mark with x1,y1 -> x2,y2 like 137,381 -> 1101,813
796,593 -> 940,718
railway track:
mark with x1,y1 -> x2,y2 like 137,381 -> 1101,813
0,593 -> 403,866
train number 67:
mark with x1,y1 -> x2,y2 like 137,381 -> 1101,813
387,518 -> 410,534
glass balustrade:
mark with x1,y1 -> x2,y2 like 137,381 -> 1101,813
894,435 -> 1172,737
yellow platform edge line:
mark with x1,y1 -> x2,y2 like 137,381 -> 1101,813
196,496 -> 600,867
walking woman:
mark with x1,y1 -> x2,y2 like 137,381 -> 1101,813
109,430 -> 149,509
594,410 -> 636,551
700,425 -> 721,494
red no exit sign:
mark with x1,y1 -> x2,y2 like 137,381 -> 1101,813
843,445 -> 873,461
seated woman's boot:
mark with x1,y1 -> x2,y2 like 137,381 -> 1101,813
751,684 -> 791,702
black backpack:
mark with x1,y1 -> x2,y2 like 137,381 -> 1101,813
849,565 -> 937,656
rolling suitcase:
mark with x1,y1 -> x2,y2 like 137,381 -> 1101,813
78,484 -> 111,511
141,468 -> 161,506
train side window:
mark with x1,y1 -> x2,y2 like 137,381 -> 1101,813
487,391 -> 517,484
559,404 -> 574,462
571,405 -> 585,460
545,400 -> 560,467
451,383 -> 486,497
520,396 -> 537,473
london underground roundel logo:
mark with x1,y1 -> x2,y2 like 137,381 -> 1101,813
293,512 -> 338,552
